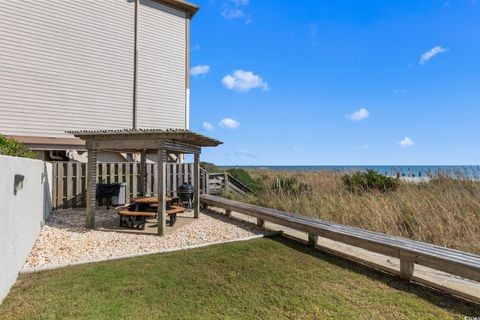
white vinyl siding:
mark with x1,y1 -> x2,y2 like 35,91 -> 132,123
137,0 -> 187,129
0,0 -> 135,138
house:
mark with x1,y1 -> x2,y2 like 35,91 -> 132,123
0,0 -> 198,162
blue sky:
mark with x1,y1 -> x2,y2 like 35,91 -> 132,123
188,0 -> 480,165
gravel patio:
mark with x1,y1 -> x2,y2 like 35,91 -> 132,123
25,207 -> 266,270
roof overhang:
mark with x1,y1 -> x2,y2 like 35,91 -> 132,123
155,0 -> 199,17
67,129 -> 222,154
8,135 -> 86,151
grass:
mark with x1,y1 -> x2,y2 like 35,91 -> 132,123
1,237 -> 478,319
225,170 -> 480,255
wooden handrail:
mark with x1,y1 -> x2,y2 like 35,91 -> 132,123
208,172 -> 253,195
200,194 -> 480,283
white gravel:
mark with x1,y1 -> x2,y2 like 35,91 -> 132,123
25,208 -> 266,269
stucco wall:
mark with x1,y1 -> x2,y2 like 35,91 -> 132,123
0,156 -> 52,303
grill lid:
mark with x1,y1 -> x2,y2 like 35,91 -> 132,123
178,183 -> 194,193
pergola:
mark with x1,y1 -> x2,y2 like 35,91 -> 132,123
68,129 -> 222,236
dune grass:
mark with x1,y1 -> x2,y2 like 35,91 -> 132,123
227,170 -> 480,255
1,237 -> 478,319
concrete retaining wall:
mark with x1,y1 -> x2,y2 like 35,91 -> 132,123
0,156 -> 52,303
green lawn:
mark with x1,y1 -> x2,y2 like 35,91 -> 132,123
1,237 -> 478,319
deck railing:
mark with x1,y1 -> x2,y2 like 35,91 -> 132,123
208,172 -> 253,195
51,162 -> 209,209
200,194 -> 480,302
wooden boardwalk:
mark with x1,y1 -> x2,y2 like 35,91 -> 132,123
201,194 -> 480,304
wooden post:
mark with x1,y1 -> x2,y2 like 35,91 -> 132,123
132,162 -> 138,197
308,233 -> 318,247
139,150 -> 147,196
75,163 -> 82,207
400,251 -> 415,281
205,170 -> 210,195
257,218 -> 265,228
172,163 -> 178,197
86,149 -> 97,229
57,163 -> 64,208
193,153 -> 200,218
66,163 -> 73,208
157,149 -> 166,236
52,163 -> 57,209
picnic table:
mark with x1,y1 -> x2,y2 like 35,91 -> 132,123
130,196 -> 173,204
117,196 -> 184,230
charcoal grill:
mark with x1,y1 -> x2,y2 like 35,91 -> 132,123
96,183 -> 121,209
177,183 -> 194,210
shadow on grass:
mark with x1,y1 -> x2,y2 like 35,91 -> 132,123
270,235 -> 480,316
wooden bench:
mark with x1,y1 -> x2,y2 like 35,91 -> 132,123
200,194 -> 480,283
117,206 -> 186,230
164,206 -> 185,226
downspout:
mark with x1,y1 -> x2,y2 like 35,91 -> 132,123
132,0 -> 139,129
178,14 -> 191,164
49,151 -> 63,161
185,14 -> 191,130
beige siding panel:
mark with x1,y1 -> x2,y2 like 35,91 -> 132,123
0,0 -> 135,138
137,0 -> 186,129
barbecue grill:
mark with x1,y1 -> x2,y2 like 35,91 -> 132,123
177,183 -> 194,210
96,183 -> 122,209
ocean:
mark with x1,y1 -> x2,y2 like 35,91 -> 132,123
220,165 -> 480,178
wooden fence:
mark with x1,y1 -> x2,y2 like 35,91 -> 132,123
52,162 -> 209,209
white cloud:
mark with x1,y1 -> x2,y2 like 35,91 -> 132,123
230,0 -> 249,5
349,108 -> 369,121
360,144 -> 368,150
202,121 -> 214,131
399,137 -> 414,148
219,118 -> 240,129
222,8 -> 244,19
190,65 -> 210,76
222,70 -> 269,92
222,0 -> 251,23
419,46 -> 447,65
235,150 -> 256,158
394,89 -> 406,94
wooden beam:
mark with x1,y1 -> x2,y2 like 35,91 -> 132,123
86,149 -> 97,229
193,153 -> 200,218
86,139 -> 200,154
86,140 -> 163,151
139,150 -> 147,196
157,149 -> 167,236
163,140 -> 201,154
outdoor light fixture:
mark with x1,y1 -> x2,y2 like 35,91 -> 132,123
14,174 -> 24,195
